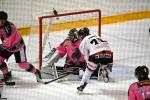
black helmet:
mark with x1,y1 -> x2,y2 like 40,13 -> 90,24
0,11 -> 8,20
78,27 -> 89,37
135,65 -> 149,81
68,28 -> 78,39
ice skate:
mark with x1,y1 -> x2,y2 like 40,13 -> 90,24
77,82 -> 87,94
2,71 -> 12,82
102,69 -> 109,83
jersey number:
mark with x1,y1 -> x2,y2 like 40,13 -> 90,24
90,38 -> 104,45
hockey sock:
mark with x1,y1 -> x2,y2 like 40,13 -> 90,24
80,68 -> 93,86
18,62 -> 37,73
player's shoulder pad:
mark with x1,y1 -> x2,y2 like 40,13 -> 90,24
137,80 -> 150,87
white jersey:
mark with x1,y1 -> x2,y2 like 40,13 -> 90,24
79,34 -> 111,70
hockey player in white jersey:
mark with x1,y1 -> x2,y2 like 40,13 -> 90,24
77,27 -> 113,93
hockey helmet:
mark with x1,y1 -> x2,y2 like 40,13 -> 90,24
0,11 -> 8,20
78,27 -> 89,38
135,65 -> 149,81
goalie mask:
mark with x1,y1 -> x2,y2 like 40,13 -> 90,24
68,28 -> 78,43
135,65 -> 149,81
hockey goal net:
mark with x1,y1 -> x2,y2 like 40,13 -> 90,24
26,9 -> 101,70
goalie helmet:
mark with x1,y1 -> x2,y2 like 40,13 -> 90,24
68,28 -> 78,42
78,27 -> 90,39
135,65 -> 149,81
0,11 -> 8,20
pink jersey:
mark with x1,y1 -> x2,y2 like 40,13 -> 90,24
0,21 -> 24,52
128,80 -> 150,100
56,39 -> 85,65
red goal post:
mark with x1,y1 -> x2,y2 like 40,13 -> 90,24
38,9 -> 101,70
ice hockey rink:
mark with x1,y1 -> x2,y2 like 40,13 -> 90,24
1,18 -> 150,100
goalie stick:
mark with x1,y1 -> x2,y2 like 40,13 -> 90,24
44,72 -> 71,84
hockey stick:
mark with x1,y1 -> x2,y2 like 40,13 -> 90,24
44,72 -> 71,84
42,70 -> 69,76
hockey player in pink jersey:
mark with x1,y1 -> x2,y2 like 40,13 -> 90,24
77,27 -> 113,92
0,11 -> 42,83
46,28 -> 86,76
128,65 -> 150,100
56,28 -> 86,68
